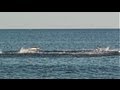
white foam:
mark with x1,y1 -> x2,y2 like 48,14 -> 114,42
0,50 -> 2,54
18,47 -> 40,53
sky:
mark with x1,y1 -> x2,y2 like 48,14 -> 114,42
0,12 -> 119,29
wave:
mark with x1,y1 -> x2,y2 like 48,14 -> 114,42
0,50 -> 119,58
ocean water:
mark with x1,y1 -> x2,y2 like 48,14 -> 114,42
0,29 -> 120,79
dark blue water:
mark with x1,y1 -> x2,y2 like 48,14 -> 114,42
0,29 -> 120,79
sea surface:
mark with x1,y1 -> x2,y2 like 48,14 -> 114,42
0,29 -> 120,79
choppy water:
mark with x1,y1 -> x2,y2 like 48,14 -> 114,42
0,29 -> 120,79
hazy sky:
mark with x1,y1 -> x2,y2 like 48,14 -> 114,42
0,12 -> 119,29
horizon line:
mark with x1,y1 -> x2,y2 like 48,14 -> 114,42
0,27 -> 119,29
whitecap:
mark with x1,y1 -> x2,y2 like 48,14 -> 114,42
0,50 -> 2,54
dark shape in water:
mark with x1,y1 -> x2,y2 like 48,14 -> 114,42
0,47 -> 119,57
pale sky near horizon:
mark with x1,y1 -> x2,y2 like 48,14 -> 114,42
0,12 -> 119,29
